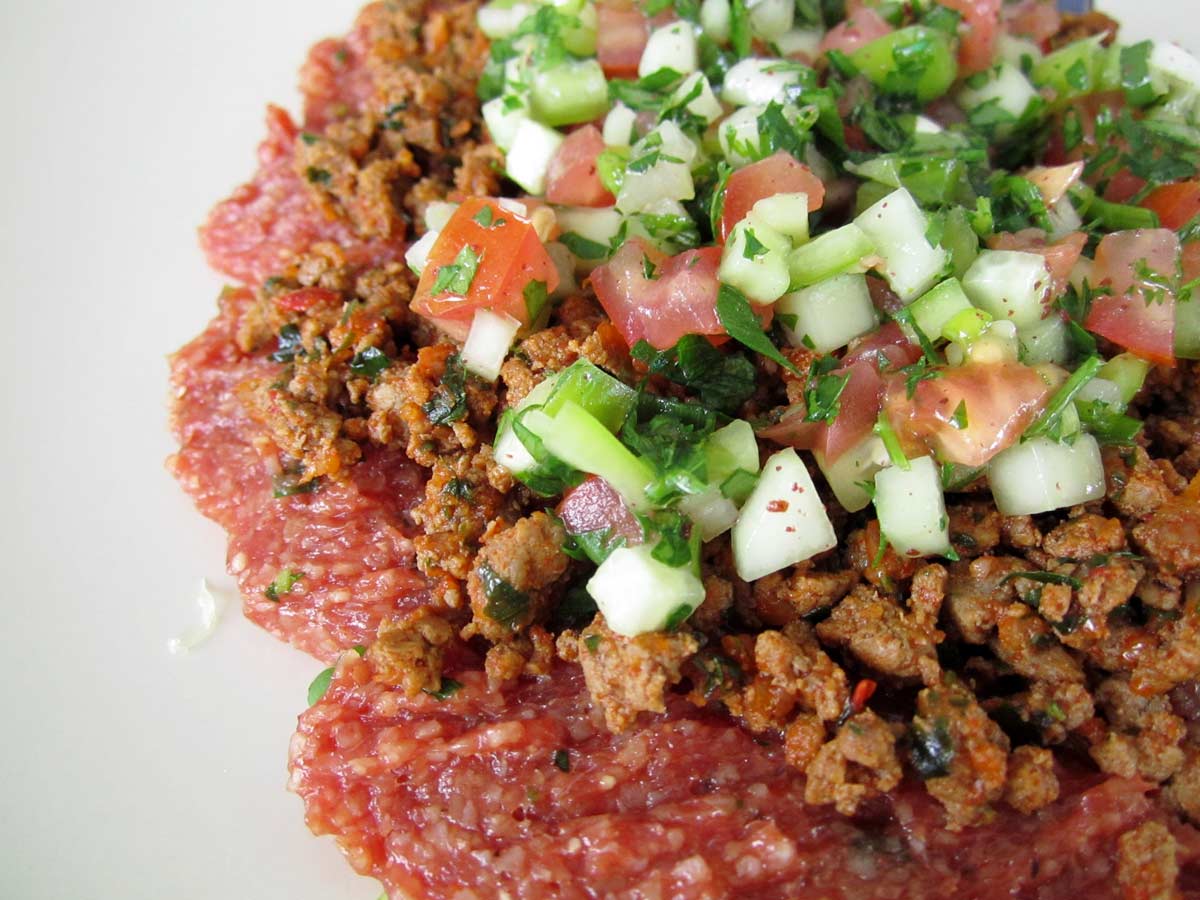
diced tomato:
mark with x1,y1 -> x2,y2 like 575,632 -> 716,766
718,153 -> 826,242
1140,180 -> 1200,230
411,197 -> 560,341
842,322 -> 923,371
818,7 -> 892,56
588,237 -> 726,349
545,126 -> 615,208
1002,0 -> 1061,44
1103,168 -> 1147,205
886,361 -> 1051,467
758,360 -> 885,463
557,476 -> 644,545
274,286 -> 342,313
596,2 -> 648,77
1086,228 -> 1180,366
988,229 -> 1087,297
939,0 -> 1002,76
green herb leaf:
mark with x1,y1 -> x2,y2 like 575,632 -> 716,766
478,562 -> 531,629
305,166 -> 332,186
272,472 -> 320,498
307,667 -> 334,706
270,323 -> 306,363
1024,355 -> 1102,441
730,0 -> 751,58
1000,571 -> 1084,589
431,245 -> 481,296
349,346 -> 391,380
552,749 -> 571,772
629,334 -> 756,414
422,352 -> 468,425
803,357 -> 849,424
716,284 -> 802,376
423,678 -> 464,701
950,400 -> 968,430
524,279 -> 550,323
473,205 -> 495,227
909,718 -> 954,779
559,232 -> 611,260
264,568 -> 303,602
663,603 -> 694,631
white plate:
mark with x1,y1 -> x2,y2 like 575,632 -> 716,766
0,1 -> 1189,898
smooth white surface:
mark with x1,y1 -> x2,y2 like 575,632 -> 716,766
0,1 -> 1189,898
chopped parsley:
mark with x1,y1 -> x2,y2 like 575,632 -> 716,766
715,284 -> 803,376
423,678 -> 464,701
422,352 -> 468,425
478,562 -> 531,629
803,356 -> 850,424
349,346 -> 390,380
264,568 -> 303,602
552,749 -> 571,772
270,324 -> 306,363
430,245 -> 481,296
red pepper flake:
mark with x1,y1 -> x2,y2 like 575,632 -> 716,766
851,679 -> 877,713
766,499 -> 789,512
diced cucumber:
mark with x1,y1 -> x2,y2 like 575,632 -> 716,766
908,279 -> 973,343
851,27 -> 957,102
541,359 -> 636,432
1150,41 -> 1200,94
1098,353 -> 1151,403
722,58 -> 803,106
956,320 -> 1019,366
706,419 -> 760,485
719,105 -> 768,166
544,242 -> 578,300
523,403 -> 654,510
556,206 -> 624,264
773,27 -> 822,58
1018,315 -> 1071,366
751,192 -> 810,242
873,456 -> 951,558
680,486 -> 741,542
815,435 -> 891,514
854,188 -> 949,302
506,119 -> 565,195
997,34 -> 1042,71
941,306 -> 992,347
748,0 -> 794,39
423,202 -> 459,233
961,249 -> 1051,328
462,309 -> 521,382
787,222 -> 876,289
640,21 -> 699,78
667,72 -> 724,125
530,60 -> 609,127
587,543 -> 706,637
732,449 -> 836,581
700,0 -> 732,43
1177,295 -> 1200,359
1075,376 -> 1124,410
913,114 -> 944,134
477,0 -> 537,39
988,433 -> 1105,516
1046,197 -> 1083,240
483,95 -> 530,152
559,1 -> 598,57
957,61 -> 1038,125
404,229 -> 439,277
1030,35 -> 1107,107
616,123 -> 697,212
494,375 -> 560,475
719,214 -> 792,305
602,102 -> 639,148
777,273 -> 879,354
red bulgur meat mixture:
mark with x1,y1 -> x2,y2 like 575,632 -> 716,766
170,0 -> 1200,896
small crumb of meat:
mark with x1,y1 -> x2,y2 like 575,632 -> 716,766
992,603 -> 1086,685
1116,821 -> 1179,900
1104,445 -> 1176,520
483,625 -> 555,690
1133,486 -> 1200,577
1004,746 -> 1059,814
817,566 -> 945,684
1089,676 -> 1186,783
948,501 -> 1002,558
1000,514 -> 1042,552
785,713 -> 827,771
913,680 -> 1010,831
367,609 -> 455,697
751,565 -> 858,626
804,710 -> 902,816
1166,747 -> 1200,824
726,623 -> 849,731
464,512 -> 572,643
846,522 -> 920,592
1042,513 -> 1127,560
689,574 -> 734,634
238,378 -> 362,482
944,556 -> 1024,643
558,616 -> 699,732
